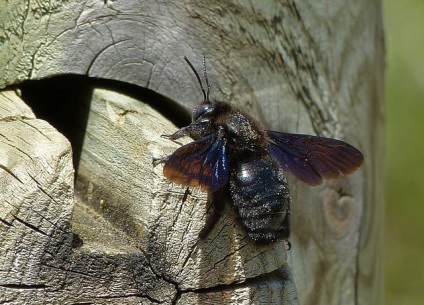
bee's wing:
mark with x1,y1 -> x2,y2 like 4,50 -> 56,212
163,133 -> 230,192
267,130 -> 364,186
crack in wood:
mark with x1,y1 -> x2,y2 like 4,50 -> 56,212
21,120 -> 53,141
12,215 -> 48,236
0,217 -> 13,226
207,242 -> 249,274
94,293 -> 162,303
0,163 -> 23,184
28,174 -> 57,203
0,283 -> 48,289
41,263 -> 108,280
176,266 -> 293,295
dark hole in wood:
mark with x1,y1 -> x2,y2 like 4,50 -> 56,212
17,75 -> 191,173
19,75 -> 92,173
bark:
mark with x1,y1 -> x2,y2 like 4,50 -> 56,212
0,1 -> 384,304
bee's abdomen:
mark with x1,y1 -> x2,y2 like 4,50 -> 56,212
230,158 -> 291,243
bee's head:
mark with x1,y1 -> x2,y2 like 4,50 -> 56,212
192,102 -> 216,122
184,55 -> 230,138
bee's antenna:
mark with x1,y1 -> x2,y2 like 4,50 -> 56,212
202,54 -> 211,102
184,55 -> 212,103
184,56 -> 208,102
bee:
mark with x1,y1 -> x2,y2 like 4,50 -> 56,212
154,55 -> 364,245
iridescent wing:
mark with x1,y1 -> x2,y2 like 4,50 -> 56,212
163,133 -> 230,192
267,130 -> 364,186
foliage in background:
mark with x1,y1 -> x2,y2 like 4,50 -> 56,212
384,0 -> 424,304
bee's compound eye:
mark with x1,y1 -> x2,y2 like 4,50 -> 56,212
193,104 -> 215,121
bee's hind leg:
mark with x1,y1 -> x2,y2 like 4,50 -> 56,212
199,189 -> 226,240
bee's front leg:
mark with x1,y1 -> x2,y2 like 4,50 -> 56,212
161,126 -> 190,141
153,126 -> 190,166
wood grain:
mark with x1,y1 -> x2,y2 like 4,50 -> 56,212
0,0 -> 384,304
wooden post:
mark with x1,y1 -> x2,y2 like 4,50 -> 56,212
0,1 -> 384,304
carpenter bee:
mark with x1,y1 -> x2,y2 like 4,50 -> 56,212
155,55 -> 364,244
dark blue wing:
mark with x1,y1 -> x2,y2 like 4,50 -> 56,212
163,132 -> 230,192
267,130 -> 364,186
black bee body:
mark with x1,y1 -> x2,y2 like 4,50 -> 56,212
157,56 -> 364,244
196,101 -> 292,243
230,157 -> 291,242
213,102 -> 291,242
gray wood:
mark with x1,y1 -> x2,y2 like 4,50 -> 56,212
0,0 -> 384,304
0,89 -> 297,304
76,88 -> 297,303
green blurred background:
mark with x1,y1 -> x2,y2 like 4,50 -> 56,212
384,0 -> 424,304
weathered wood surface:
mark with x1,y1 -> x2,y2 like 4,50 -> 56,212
0,1 -> 384,304
0,89 -> 297,304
